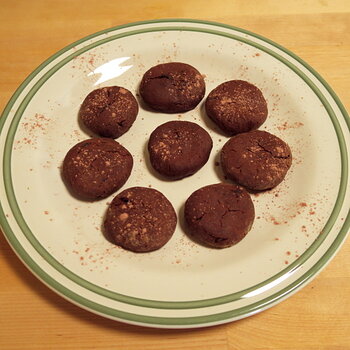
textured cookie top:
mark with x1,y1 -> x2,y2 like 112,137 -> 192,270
148,120 -> 213,179
184,183 -> 255,248
140,62 -> 205,113
62,138 -> 133,200
205,80 -> 268,135
104,187 -> 177,252
221,130 -> 292,191
79,86 -> 138,138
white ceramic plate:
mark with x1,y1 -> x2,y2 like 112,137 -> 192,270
1,19 -> 349,329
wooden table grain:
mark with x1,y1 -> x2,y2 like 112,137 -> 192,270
1,1 -> 349,349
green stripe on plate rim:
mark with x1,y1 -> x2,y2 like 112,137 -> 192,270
0,19 -> 349,318
1,195 -> 350,327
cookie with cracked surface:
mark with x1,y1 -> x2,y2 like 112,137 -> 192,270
221,130 -> 292,191
139,62 -> 205,113
184,183 -> 255,248
104,187 -> 177,252
148,120 -> 213,179
79,86 -> 138,138
205,80 -> 268,135
62,138 -> 133,200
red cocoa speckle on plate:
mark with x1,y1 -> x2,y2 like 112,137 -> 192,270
238,65 -> 249,77
14,114 -> 51,150
269,216 -> 285,225
42,160 -> 52,169
71,52 -> 100,74
68,241 -> 129,272
260,193 -> 325,233
277,121 -> 304,131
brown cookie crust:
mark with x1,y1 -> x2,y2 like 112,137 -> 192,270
205,80 -> 268,135
148,121 -> 213,180
62,138 -> 133,200
104,187 -> 177,252
221,130 -> 292,191
140,62 -> 205,113
79,86 -> 138,138
184,183 -> 255,248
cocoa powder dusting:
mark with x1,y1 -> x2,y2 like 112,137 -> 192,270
15,114 -> 51,150
277,121 -> 304,131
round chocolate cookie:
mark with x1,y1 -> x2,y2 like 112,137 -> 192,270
148,121 -> 213,179
139,62 -> 205,113
221,130 -> 292,191
104,187 -> 177,252
79,86 -> 138,138
62,138 -> 133,200
205,80 -> 268,135
184,183 -> 255,248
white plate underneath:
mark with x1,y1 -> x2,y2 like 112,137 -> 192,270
0,19 -> 349,328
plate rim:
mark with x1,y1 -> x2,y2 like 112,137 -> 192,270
1,18 -> 350,327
